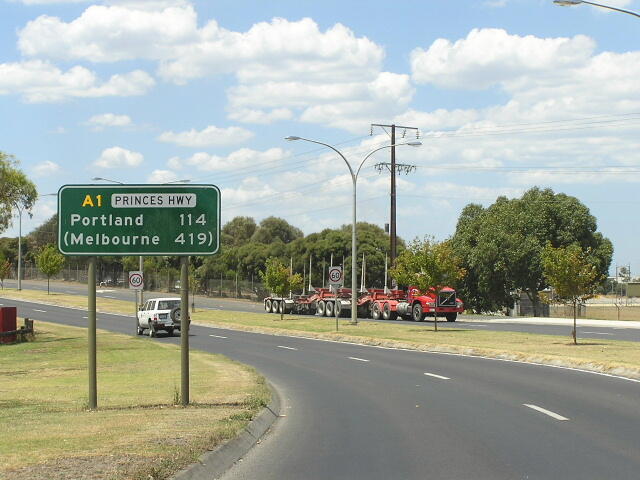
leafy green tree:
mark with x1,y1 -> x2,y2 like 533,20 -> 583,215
36,244 -> 66,294
251,216 -> 303,244
0,253 -> 11,289
452,187 -> 613,315
542,243 -> 602,345
0,152 -> 38,233
260,257 -> 303,320
222,216 -> 257,247
391,237 -> 465,331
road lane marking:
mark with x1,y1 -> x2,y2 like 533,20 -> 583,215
103,295 -> 116,299
82,316 -> 88,319
348,357 -> 370,362
277,346 -> 298,351
465,324 -> 488,327
424,372 -> 450,380
583,331 -> 613,335
523,404 -> 569,421
33,309 -> 47,313
209,335 -> 227,339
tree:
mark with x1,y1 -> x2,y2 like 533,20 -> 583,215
221,216 -> 257,247
0,152 -> 38,233
542,243 -> 602,345
0,253 -> 10,289
259,257 -> 303,320
251,216 -> 303,244
391,237 -> 465,331
452,187 -> 613,315
36,244 -> 65,294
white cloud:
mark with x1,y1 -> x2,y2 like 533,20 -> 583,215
33,160 -> 61,176
94,146 -> 143,168
146,169 -> 179,183
18,5 -> 199,62
227,108 -> 294,125
86,113 -> 133,129
0,60 -> 154,102
411,28 -> 595,90
175,147 -> 288,172
157,125 -> 254,147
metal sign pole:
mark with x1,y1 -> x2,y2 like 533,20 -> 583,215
180,256 -> 190,406
88,257 -> 97,409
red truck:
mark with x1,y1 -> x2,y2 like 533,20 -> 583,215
264,285 -> 463,322
363,286 -> 463,322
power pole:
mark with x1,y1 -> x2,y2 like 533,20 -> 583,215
370,123 -> 419,273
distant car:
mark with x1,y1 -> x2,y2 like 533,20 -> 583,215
136,297 -> 188,337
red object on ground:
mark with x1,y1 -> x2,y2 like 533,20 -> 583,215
0,306 -> 17,344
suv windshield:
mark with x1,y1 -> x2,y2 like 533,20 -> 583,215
157,300 -> 180,310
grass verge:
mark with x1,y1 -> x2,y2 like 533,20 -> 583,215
3,288 -> 640,380
0,321 -> 270,480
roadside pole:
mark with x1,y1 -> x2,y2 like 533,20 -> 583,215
334,285 -> 339,332
180,256 -> 190,406
88,257 -> 97,410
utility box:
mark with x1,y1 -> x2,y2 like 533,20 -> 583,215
0,307 -> 17,344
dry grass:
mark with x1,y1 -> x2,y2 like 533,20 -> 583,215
0,322 -> 269,480
3,288 -> 640,379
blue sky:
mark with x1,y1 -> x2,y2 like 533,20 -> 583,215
1,0 -> 639,275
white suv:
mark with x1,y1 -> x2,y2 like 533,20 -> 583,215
137,297 -> 185,337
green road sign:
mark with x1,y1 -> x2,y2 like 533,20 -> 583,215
58,184 -> 220,256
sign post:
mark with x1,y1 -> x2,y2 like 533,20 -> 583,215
129,271 -> 144,334
59,184 -> 220,409
328,266 -> 344,331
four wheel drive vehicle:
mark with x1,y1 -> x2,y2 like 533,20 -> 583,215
136,297 -> 190,337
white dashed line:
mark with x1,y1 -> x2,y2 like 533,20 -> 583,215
209,335 -> 228,339
465,324 -> 488,327
103,295 -> 116,299
33,309 -> 47,313
523,404 -> 569,421
82,316 -> 88,319
277,346 -> 298,351
348,357 -> 370,362
424,372 -> 450,380
582,332 -> 613,335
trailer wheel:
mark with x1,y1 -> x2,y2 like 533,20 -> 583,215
382,303 -> 397,321
335,301 -> 342,317
271,300 -> 280,313
372,303 -> 381,320
412,303 -> 425,322
278,300 -> 286,314
446,313 -> 457,322
317,300 -> 326,316
325,301 -> 334,317
265,299 -> 272,312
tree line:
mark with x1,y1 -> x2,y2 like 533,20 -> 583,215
1,149 -> 614,316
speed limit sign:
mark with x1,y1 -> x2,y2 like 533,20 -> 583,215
328,266 -> 343,287
128,271 -> 144,290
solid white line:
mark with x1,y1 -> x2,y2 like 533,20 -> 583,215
348,357 -> 370,362
424,372 -> 451,380
583,331 -> 613,335
277,346 -> 298,351
33,309 -> 47,313
209,334 -> 227,339
103,295 -> 116,299
523,404 -> 569,421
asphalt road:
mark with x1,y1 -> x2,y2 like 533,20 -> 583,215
2,295 -> 639,479
5,279 -> 640,342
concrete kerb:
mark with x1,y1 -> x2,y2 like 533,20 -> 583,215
172,382 -> 281,480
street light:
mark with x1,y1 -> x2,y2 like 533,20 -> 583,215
553,0 -> 640,18
285,136 -> 421,324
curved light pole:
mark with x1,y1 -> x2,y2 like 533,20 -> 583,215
553,0 -> 640,18
285,136 -> 421,324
